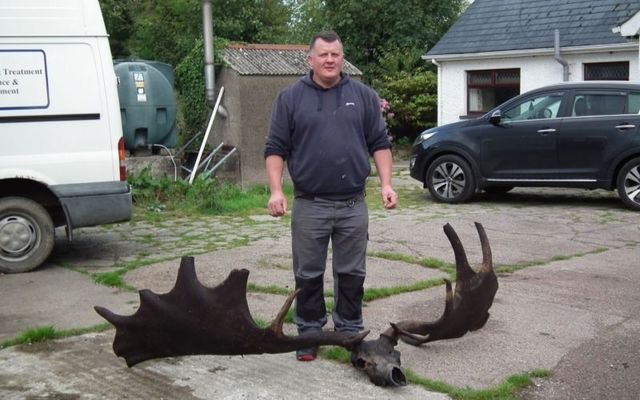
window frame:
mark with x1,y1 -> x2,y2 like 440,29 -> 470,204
583,61 -> 630,81
466,68 -> 520,117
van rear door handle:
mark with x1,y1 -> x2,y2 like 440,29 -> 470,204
615,124 -> 636,130
537,128 -> 556,134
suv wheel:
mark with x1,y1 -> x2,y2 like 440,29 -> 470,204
426,155 -> 476,203
0,197 -> 55,273
617,157 -> 640,211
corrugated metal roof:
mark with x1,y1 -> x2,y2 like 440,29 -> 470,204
427,0 -> 640,56
223,43 -> 362,76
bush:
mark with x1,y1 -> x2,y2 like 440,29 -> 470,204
372,49 -> 438,142
376,70 -> 438,141
174,37 -> 229,147
127,168 -> 274,216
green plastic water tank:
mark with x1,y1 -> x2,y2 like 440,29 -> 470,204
113,60 -> 177,152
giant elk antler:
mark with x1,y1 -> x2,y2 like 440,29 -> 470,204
94,256 -> 368,367
95,222 -> 498,388
350,222 -> 498,386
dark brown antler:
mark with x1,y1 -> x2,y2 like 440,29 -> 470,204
350,222 -> 498,386
386,222 -> 498,345
95,256 -> 368,367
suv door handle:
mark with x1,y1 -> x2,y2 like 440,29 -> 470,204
537,128 -> 556,134
615,124 -> 636,130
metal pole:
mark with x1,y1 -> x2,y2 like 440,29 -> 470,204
189,86 -> 224,184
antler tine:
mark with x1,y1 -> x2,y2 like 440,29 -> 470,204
443,223 -> 475,281
474,222 -> 493,273
269,289 -> 301,336
387,279 -> 454,345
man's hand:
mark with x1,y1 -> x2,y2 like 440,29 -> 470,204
381,185 -> 397,209
267,191 -> 288,217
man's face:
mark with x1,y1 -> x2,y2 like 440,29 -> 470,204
308,38 -> 344,88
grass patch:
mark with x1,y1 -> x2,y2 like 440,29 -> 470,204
497,247 -> 610,274
369,251 -> 454,273
0,323 -> 112,349
315,346 -> 551,400
370,251 -> 453,270
319,346 -> 352,363
405,368 -> 551,400
94,271 -> 136,290
363,279 -> 445,302
247,283 -> 292,296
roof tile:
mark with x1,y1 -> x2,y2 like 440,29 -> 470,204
427,0 -> 640,56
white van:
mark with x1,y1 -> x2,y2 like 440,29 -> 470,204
0,0 -> 132,273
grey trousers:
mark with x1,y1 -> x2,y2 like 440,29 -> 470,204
291,195 -> 368,334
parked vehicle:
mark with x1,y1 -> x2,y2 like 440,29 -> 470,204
0,0 -> 132,273
409,81 -> 640,210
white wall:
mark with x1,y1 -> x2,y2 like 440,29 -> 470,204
435,49 -> 639,125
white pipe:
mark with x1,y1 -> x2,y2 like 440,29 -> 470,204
189,86 -> 224,184
431,58 -> 443,125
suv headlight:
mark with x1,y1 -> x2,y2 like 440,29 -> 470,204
413,131 -> 437,145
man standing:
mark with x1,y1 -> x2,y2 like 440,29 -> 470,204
264,31 -> 397,361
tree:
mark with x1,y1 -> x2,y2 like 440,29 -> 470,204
99,0 -> 142,58
285,0 -> 329,44
127,0 -> 291,66
318,0 -> 468,140
324,0 -> 467,78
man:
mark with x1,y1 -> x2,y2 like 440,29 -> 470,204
264,31 -> 397,362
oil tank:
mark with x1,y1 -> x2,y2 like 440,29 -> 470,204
114,60 -> 177,153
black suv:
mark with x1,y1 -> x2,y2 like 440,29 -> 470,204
409,82 -> 640,210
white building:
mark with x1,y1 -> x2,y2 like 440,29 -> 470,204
426,0 -> 640,125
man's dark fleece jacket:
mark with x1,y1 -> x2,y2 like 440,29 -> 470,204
264,72 -> 391,200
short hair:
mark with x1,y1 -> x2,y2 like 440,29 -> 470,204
308,31 -> 343,53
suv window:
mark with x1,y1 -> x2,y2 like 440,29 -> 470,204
572,92 -> 630,116
502,93 -> 563,121
629,92 -> 640,114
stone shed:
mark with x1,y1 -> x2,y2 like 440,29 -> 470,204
210,43 -> 362,188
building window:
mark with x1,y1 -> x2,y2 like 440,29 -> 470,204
584,62 -> 629,81
467,69 -> 520,115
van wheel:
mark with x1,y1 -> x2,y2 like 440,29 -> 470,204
426,155 -> 476,203
0,197 -> 55,273
617,157 -> 640,211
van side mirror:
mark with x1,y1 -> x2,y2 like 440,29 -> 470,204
489,110 -> 502,125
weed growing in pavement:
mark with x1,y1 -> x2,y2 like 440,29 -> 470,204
247,283 -> 292,296
316,345 -> 552,400
319,346 -> 352,363
497,247 -> 609,274
0,324 -> 111,349
405,368 -> 551,399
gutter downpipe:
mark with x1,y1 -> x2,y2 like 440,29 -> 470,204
202,0 -> 216,108
554,29 -> 570,81
431,58 -> 443,125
